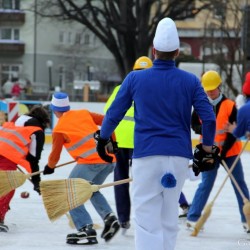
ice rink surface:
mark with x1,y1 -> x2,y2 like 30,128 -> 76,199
1,144 -> 250,250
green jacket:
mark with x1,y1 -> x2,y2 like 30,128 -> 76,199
104,85 -> 134,148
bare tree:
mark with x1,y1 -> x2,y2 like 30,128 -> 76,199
31,0 -> 212,79
201,0 -> 244,98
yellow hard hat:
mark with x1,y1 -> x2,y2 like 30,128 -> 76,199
133,56 -> 153,70
201,70 -> 222,91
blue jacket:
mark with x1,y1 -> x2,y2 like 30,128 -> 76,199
233,98 -> 250,138
100,59 -> 216,159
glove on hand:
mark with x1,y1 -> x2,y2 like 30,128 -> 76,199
43,164 -> 55,175
192,143 -> 220,176
31,175 -> 41,195
94,130 -> 114,163
106,138 -> 119,154
217,151 -> 226,164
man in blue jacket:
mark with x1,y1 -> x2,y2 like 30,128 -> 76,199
95,17 -> 219,250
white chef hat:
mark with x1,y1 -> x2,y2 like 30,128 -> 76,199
153,17 -> 180,52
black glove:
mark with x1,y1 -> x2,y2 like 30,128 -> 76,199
192,143 -> 220,176
31,175 -> 41,195
94,130 -> 114,163
106,138 -> 119,154
218,152 -> 226,164
43,164 -> 55,175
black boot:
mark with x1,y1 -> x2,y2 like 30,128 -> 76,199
0,220 -> 9,233
66,224 -> 98,245
101,213 -> 120,242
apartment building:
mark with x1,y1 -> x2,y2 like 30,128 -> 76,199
0,0 -> 247,100
0,0 -> 120,100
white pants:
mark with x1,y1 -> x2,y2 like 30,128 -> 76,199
131,156 -> 189,250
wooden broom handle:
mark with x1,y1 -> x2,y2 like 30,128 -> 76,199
212,139 -> 249,203
17,166 -> 33,183
99,178 -> 132,189
221,159 -> 248,203
28,160 -> 76,177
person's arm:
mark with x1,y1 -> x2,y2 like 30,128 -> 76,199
232,105 -> 249,138
192,78 -> 216,148
24,117 -> 45,194
90,112 -> 104,126
191,110 -> 202,135
48,132 -> 65,168
100,74 -> 133,139
220,104 -> 237,159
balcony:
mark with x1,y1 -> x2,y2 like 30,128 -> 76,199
0,40 -> 25,55
0,10 -> 25,24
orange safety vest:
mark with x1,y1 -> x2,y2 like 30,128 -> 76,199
53,110 -> 114,164
0,122 -> 42,172
200,99 -> 242,157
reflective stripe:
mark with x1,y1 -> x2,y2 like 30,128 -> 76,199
0,136 -> 26,155
78,148 -> 96,158
67,133 -> 94,152
0,128 -> 29,145
122,116 -> 134,122
216,129 -> 225,135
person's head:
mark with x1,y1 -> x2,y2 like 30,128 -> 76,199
242,72 -> 250,98
27,105 -> 50,130
133,56 -> 153,70
50,92 -> 70,118
201,70 -> 222,100
153,17 -> 180,60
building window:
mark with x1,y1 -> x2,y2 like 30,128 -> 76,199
68,32 -> 73,44
59,31 -> 64,44
0,28 -> 19,40
213,2 -> 226,20
180,42 -> 192,55
1,64 -> 21,81
75,33 -> 81,45
84,34 -> 90,45
1,29 -> 11,40
2,0 -> 20,10
170,0 -> 196,19
13,29 -> 19,40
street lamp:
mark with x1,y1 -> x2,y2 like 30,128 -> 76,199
46,60 -> 53,90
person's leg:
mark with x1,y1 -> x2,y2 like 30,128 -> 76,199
0,157 -> 17,231
178,191 -> 190,218
91,163 -> 115,219
68,164 -> 96,230
0,191 -> 15,222
132,156 -> 189,250
67,163 -> 115,244
162,156 -> 189,250
187,164 -> 219,222
179,192 -> 189,207
225,156 -> 250,223
91,163 -> 120,241
114,148 -> 132,225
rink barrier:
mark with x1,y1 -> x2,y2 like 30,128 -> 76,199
1,100 -> 250,152
45,136 -> 250,152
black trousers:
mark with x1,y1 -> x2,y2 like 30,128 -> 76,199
114,148 -> 133,223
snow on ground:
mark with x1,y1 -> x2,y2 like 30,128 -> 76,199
1,144 -> 250,250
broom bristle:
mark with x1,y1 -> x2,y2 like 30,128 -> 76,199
191,202 -> 213,237
243,201 -> 250,229
0,171 -> 26,197
40,178 -> 93,222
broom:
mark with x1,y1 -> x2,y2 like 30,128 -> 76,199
40,178 -> 132,222
0,160 -> 76,197
191,139 -> 249,237
221,159 -> 250,230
